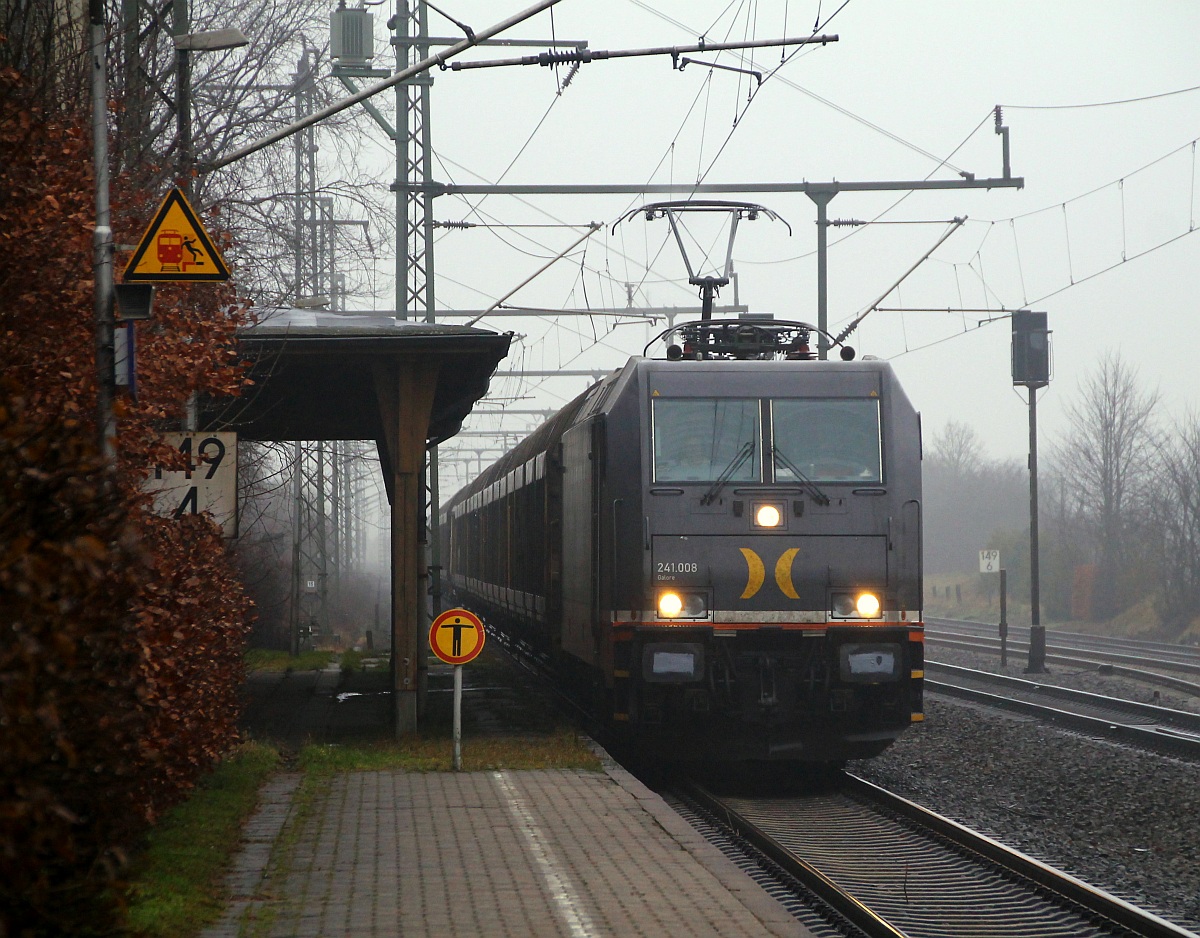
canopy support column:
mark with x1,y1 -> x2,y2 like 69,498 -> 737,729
374,359 -> 440,735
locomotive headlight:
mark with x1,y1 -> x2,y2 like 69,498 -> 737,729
831,590 -> 884,619
658,591 -> 684,617
754,503 -> 783,528
855,592 -> 882,618
657,590 -> 709,620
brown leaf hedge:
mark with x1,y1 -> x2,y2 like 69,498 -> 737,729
1,65 -> 255,935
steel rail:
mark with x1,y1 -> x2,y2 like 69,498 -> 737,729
927,661 -> 1200,730
928,617 -> 1200,666
926,634 -> 1200,697
843,774 -> 1200,938
925,672 -> 1200,758
927,630 -> 1200,677
683,777 -> 1200,938
682,781 -> 907,938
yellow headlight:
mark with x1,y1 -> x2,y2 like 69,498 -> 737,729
658,591 -> 684,617
855,592 -> 881,617
754,504 -> 782,527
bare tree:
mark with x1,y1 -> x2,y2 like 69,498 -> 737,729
1050,352 -> 1159,619
923,420 -> 1026,576
111,0 -> 390,307
1,0 -> 89,107
101,0 -> 391,635
928,419 -> 986,476
1150,414 -> 1200,635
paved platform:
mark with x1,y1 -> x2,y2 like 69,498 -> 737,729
210,657 -> 816,937
203,761 -> 813,937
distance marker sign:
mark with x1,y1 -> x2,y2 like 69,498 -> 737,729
429,608 -> 485,665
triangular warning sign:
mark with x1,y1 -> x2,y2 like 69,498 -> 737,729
124,188 -> 230,282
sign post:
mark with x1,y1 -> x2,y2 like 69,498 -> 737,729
428,607 -> 486,771
979,551 -> 1007,666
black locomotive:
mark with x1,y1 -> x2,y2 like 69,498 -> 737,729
441,318 -> 924,764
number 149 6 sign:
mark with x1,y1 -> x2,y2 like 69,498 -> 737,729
144,432 -> 238,537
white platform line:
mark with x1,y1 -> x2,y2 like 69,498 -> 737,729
492,771 -> 599,938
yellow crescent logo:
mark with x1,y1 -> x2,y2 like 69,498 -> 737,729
775,547 -> 800,599
739,548 -> 764,599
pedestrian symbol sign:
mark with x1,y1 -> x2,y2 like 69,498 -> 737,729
429,608 -> 486,665
124,187 -> 230,282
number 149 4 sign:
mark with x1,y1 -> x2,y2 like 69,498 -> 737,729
144,432 -> 238,537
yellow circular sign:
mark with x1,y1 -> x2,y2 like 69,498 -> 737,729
429,607 -> 486,664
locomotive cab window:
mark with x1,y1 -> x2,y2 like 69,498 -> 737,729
652,398 -> 760,483
770,399 -> 882,484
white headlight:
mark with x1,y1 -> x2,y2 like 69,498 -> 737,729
855,592 -> 881,617
658,591 -> 684,617
754,503 -> 782,527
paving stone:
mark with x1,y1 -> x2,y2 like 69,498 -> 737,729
205,763 -> 815,937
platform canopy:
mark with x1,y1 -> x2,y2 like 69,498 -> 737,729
200,307 -> 512,735
202,307 -> 512,445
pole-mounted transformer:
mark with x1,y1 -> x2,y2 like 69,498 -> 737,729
331,1 -> 375,66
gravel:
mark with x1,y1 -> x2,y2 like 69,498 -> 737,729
849,669 -> 1200,934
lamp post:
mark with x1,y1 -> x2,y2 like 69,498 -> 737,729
90,0 -> 115,462
173,25 -> 249,198
172,23 -> 247,430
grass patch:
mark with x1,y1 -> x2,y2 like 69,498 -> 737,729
124,742 -> 280,938
244,648 -> 334,672
298,731 -> 602,774
338,648 -> 363,674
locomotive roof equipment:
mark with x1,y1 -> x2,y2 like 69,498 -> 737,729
614,200 -> 791,320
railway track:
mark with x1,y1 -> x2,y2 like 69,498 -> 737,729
926,619 -> 1200,697
677,774 -> 1199,938
924,662 -> 1200,758
928,618 -> 1200,669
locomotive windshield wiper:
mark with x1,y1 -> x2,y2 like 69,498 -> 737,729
771,446 -> 831,506
700,440 -> 754,506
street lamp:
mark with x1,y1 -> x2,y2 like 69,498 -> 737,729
173,26 -> 249,197
171,24 -> 247,430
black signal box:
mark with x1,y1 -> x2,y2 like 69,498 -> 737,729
1011,310 -> 1050,388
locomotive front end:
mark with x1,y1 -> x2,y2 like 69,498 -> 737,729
613,354 -> 924,763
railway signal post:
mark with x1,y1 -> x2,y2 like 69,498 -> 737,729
1012,311 -> 1052,674
429,607 -> 486,771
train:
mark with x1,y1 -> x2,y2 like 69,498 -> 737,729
440,317 -> 924,764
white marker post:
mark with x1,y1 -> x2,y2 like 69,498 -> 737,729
980,550 -> 1007,666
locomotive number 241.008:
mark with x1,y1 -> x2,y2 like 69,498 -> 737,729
656,561 -> 698,574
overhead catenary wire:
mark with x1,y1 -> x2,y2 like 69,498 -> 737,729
467,225 -> 604,326
431,152 -> 696,302
831,121 -> 1200,356
888,208 -> 1200,363
445,33 -> 839,72
740,107 -> 996,269
1003,83 -> 1200,110
613,2 -> 850,303
834,217 -> 967,343
630,0 -> 971,182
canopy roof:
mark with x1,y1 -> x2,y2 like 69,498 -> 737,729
201,308 -> 512,444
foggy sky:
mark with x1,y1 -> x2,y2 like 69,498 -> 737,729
336,1 -> 1200,492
